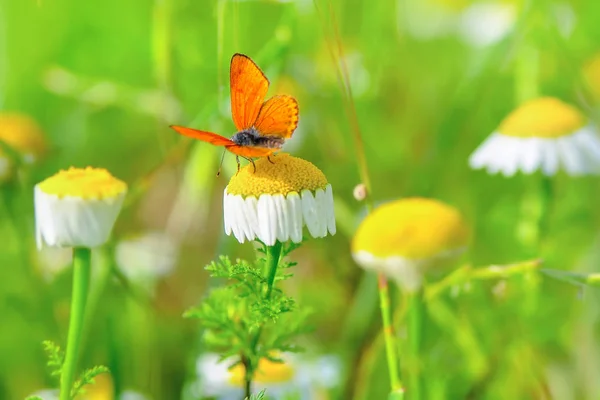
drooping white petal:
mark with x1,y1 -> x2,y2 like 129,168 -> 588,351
539,139 -> 559,176
571,127 -> 600,173
301,189 -> 321,238
243,196 -> 260,239
324,185 -> 336,235
469,132 -> 503,170
287,192 -> 304,243
314,188 -> 328,238
34,186 -> 126,249
557,136 -> 586,176
272,194 -> 290,242
223,190 -> 233,236
229,195 -> 247,243
257,194 -> 277,245
519,138 -> 544,174
490,135 -> 520,176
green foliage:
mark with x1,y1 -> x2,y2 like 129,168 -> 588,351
40,340 -> 109,399
185,242 -> 310,395
247,389 -> 266,400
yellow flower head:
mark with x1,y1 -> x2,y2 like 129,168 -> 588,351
35,167 -> 127,249
352,198 -> 469,291
224,154 -> 335,245
229,357 -> 295,385
75,372 -> 114,400
498,97 -> 585,138
0,112 -> 47,160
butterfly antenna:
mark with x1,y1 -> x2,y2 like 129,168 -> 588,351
216,149 -> 227,177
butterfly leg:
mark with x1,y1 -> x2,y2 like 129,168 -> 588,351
267,156 -> 275,164
235,156 -> 241,174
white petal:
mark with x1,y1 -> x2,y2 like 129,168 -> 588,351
243,196 -> 259,239
519,138 -> 544,174
324,185 -> 336,235
229,196 -> 247,243
223,190 -> 233,236
257,194 -> 277,246
469,132 -> 503,170
557,136 -> 586,176
34,185 -> 126,249
539,140 -> 559,176
314,188 -> 328,238
571,127 -> 600,173
287,192 -> 303,243
272,194 -> 290,242
497,136 -> 524,177
301,190 -> 321,238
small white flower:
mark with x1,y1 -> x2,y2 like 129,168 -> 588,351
34,167 -> 127,249
189,353 -> 340,400
115,231 -> 178,282
469,97 -> 600,177
223,153 -> 335,246
458,2 -> 516,47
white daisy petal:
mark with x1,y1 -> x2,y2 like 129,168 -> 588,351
301,190 -> 321,238
538,139 -> 559,176
314,188 -> 328,237
557,136 -> 586,176
469,132 -> 503,169
571,127 -> 600,173
324,185 -> 336,235
257,194 -> 277,246
223,190 -> 233,236
243,196 -> 260,239
273,194 -> 290,242
287,193 -> 304,243
519,138 -> 544,174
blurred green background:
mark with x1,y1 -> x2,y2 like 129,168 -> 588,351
2,0 -> 600,398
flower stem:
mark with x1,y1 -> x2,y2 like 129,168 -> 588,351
407,290 -> 424,400
60,247 -> 92,400
244,241 -> 283,399
378,274 -> 404,397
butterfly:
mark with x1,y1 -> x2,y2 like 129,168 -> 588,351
170,53 -> 299,172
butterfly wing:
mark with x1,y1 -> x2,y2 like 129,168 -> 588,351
170,125 -> 234,146
225,144 -> 275,158
254,95 -> 299,139
230,54 -> 269,131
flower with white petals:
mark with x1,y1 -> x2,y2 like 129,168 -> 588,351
223,153 -> 335,246
187,353 -> 340,400
469,97 -> 600,177
35,167 -> 127,249
352,198 -> 469,292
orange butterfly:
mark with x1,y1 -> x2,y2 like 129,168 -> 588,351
170,53 -> 299,172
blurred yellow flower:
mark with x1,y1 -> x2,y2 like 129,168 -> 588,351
0,112 -> 47,181
469,97 -> 600,176
224,153 -> 335,245
352,198 -> 469,291
228,357 -> 295,385
583,52 -> 600,103
35,167 -> 127,249
75,372 -> 114,400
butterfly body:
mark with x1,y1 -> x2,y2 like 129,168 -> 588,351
170,53 -> 299,171
230,128 -> 285,150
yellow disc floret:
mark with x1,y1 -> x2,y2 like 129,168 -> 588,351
0,112 -> 47,160
352,198 -> 469,259
498,97 -> 586,138
226,153 -> 328,197
229,357 -> 295,385
38,167 -> 127,199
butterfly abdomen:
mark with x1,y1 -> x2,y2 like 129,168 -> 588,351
231,128 -> 284,149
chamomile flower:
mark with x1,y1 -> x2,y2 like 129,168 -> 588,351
35,167 -> 127,249
190,353 -> 340,400
352,198 -> 469,291
0,112 -> 47,181
223,153 -> 336,246
469,97 -> 600,176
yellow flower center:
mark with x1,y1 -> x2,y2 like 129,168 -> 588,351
498,97 -> 586,138
38,167 -> 127,199
352,198 -> 469,259
226,153 -> 328,197
0,113 -> 47,159
228,358 -> 295,385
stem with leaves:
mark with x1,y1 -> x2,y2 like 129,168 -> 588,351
60,247 -> 91,400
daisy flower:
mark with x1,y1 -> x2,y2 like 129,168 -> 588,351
223,153 -> 336,246
0,112 -> 47,181
352,197 -> 469,291
469,97 -> 600,176
189,353 -> 340,400
35,167 -> 127,249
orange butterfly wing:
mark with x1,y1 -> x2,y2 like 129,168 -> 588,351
170,125 -> 234,146
254,95 -> 299,139
225,145 -> 274,158
230,54 -> 269,131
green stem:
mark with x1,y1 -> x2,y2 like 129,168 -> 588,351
244,241 -> 283,399
60,247 -> 92,400
407,290 -> 423,400
378,274 -> 404,397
